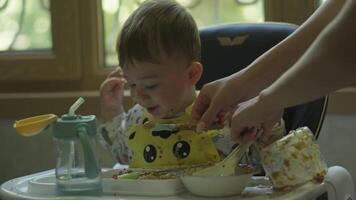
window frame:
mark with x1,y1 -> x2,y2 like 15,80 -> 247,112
0,0 -> 109,93
265,0 -> 317,25
0,1 -> 82,82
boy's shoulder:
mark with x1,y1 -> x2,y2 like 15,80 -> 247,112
126,104 -> 146,125
128,104 -> 145,114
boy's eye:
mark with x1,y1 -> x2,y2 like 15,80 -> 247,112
145,84 -> 158,90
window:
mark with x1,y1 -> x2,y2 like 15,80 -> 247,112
0,0 -> 52,51
0,0 -> 82,84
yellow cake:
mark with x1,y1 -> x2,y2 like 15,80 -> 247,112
260,127 -> 327,189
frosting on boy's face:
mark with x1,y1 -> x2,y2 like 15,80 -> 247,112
123,54 -> 196,119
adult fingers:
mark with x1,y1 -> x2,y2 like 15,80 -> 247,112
229,111 -> 250,144
259,121 -> 277,143
197,95 -> 226,130
191,92 -> 211,123
206,121 -> 225,130
232,127 -> 258,144
229,104 -> 261,144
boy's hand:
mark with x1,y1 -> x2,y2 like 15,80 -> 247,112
100,67 -> 127,122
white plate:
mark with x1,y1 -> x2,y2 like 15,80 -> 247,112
181,173 -> 253,197
102,169 -> 186,196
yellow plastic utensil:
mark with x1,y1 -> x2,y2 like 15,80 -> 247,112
13,114 -> 57,136
193,142 -> 252,177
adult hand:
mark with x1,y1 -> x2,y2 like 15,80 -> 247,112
229,96 -> 283,144
192,70 -> 258,131
100,67 -> 127,122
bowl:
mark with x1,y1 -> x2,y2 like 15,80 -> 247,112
181,172 -> 253,197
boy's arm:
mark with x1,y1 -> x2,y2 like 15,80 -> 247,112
98,104 -> 144,164
98,112 -> 128,164
100,67 -> 127,122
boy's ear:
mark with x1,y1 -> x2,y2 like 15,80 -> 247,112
186,61 -> 203,85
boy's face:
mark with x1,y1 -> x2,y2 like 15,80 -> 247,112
123,54 -> 200,119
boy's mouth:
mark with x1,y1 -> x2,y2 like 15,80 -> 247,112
147,105 -> 159,115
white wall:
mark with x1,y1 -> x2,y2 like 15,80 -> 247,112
317,114 -> 356,193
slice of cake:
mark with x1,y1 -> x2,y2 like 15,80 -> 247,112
260,127 -> 327,189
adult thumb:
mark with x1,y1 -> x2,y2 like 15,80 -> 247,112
198,97 -> 223,130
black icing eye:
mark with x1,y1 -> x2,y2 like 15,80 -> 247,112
142,118 -> 149,124
152,129 -> 178,139
129,131 -> 136,140
143,144 -> 157,163
173,141 -> 190,159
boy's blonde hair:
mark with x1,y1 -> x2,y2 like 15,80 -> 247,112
117,0 -> 201,67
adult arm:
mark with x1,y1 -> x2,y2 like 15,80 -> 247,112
260,0 -> 356,110
230,0 -> 356,143
192,0 -> 346,130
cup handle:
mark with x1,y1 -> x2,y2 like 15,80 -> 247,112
77,125 -> 100,179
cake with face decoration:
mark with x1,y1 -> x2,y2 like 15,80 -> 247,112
260,127 -> 327,189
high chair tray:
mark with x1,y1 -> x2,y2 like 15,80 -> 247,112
1,168 -> 332,200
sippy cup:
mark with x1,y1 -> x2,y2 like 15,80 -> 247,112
14,97 -> 102,195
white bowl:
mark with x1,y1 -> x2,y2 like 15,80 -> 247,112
181,172 -> 253,197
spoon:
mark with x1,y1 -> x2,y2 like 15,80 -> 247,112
193,141 -> 253,177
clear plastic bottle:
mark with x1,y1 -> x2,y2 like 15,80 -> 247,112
53,114 -> 102,196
